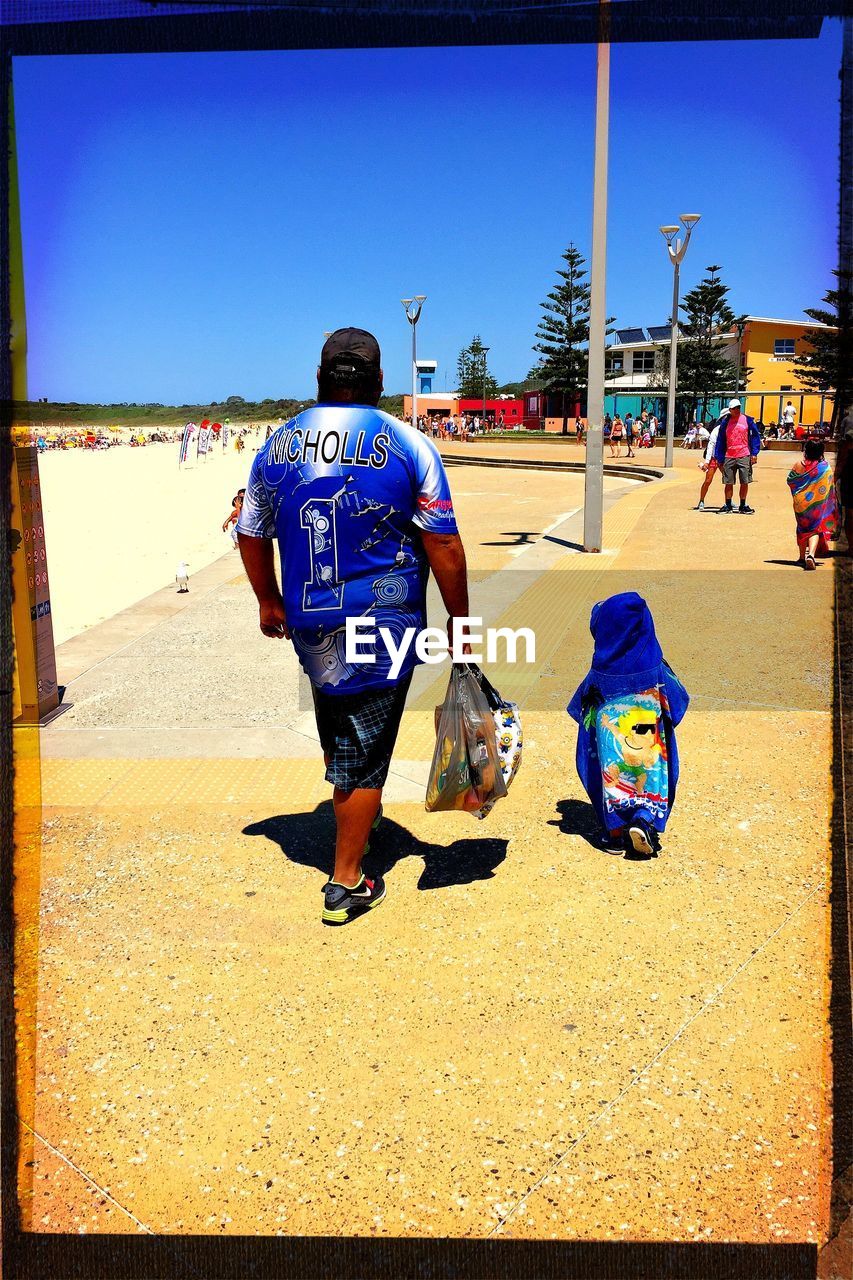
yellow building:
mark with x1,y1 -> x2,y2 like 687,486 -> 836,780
605,315 -> 836,427
737,317 -> 835,425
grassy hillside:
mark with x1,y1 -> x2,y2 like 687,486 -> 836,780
16,393 -> 406,428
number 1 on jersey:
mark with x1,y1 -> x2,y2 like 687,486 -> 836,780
301,499 -> 344,610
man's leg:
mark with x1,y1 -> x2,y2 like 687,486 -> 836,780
317,673 -> 411,906
738,459 -> 755,510
331,786 -> 382,887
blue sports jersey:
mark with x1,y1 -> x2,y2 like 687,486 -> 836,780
237,404 -> 458,693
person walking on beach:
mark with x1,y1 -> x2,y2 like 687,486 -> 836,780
787,439 -> 838,569
222,488 -> 245,548
237,328 -> 469,927
714,398 -> 761,514
567,592 -> 689,858
609,414 -> 624,458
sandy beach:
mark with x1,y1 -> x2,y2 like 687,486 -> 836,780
38,440 -> 260,645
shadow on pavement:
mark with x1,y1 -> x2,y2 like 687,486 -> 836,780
479,531 -> 539,546
548,798 -> 659,864
548,798 -> 601,848
543,534 -> 585,552
243,801 -> 507,891
763,557 -> 835,568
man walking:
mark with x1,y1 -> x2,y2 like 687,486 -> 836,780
625,412 -> 635,458
714,397 -> 761,514
237,329 -> 469,926
781,400 -> 797,434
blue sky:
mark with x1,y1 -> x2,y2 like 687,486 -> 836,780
13,21 -> 843,403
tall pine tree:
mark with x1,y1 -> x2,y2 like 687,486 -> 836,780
531,243 -> 601,434
793,272 -> 851,431
649,264 -> 744,423
456,335 -> 498,401
678,265 -> 742,419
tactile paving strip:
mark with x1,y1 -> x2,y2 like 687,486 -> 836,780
38,756 -> 331,809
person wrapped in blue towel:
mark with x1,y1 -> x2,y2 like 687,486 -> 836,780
567,592 -> 689,857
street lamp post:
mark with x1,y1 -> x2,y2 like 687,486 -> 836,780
401,296 -> 426,428
583,29 -> 610,553
733,316 -> 747,398
660,214 -> 701,468
481,345 -> 490,426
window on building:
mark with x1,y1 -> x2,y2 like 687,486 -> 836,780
605,354 -> 624,374
774,338 -> 795,357
632,351 -> 656,374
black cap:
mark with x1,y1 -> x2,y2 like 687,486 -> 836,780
319,327 -> 381,374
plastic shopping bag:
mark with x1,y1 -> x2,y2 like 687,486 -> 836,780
474,671 -> 523,820
425,665 -> 519,816
425,665 -> 507,813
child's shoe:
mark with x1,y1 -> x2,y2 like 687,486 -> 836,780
626,817 -> 661,858
595,830 -> 625,855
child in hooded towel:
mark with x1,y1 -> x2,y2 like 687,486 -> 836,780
567,592 -> 689,857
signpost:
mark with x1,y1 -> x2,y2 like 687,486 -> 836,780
10,447 -> 60,724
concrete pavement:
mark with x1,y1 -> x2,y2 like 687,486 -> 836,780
12,450 -> 843,1255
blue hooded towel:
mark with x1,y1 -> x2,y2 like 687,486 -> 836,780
567,592 -> 689,835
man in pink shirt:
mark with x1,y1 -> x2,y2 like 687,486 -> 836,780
713,398 -> 762,514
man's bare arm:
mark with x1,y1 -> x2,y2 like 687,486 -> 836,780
237,532 -> 289,638
420,530 -> 469,642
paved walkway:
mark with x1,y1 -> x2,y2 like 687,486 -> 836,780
13,449 -> 842,1250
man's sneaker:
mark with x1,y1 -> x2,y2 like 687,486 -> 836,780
718,504 -> 734,514
626,819 -> 661,858
738,504 -> 755,514
595,831 -> 625,855
322,874 -> 386,926
696,501 -> 705,511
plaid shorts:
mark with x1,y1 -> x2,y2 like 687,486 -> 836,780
722,456 -> 753,486
312,673 -> 413,792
